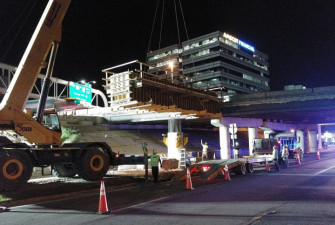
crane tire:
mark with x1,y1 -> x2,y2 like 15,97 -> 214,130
51,164 -> 77,178
0,150 -> 33,191
75,146 -> 110,181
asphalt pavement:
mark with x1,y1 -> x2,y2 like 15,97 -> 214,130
1,150 -> 335,225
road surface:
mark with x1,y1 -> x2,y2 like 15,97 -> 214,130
1,152 -> 335,225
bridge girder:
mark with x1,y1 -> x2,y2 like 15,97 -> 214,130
221,87 -> 335,124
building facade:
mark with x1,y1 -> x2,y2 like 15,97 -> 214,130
147,31 -> 270,97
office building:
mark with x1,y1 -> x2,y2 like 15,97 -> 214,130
147,31 -> 270,97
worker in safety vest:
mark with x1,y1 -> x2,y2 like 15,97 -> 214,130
281,144 -> 289,168
294,147 -> 304,163
150,149 -> 162,183
201,140 -> 208,161
272,145 -> 280,171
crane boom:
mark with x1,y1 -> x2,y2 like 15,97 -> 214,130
0,0 -> 71,145
0,0 -> 71,110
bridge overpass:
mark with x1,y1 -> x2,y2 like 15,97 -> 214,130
212,86 -> 335,159
220,86 -> 335,124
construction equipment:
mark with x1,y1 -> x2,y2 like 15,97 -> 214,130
253,130 -> 303,160
252,138 -> 279,156
0,0 -> 141,191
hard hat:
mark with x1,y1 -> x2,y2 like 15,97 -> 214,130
153,149 -> 157,154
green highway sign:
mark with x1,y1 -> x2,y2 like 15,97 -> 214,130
69,82 -> 92,103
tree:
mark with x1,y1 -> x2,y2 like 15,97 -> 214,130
61,127 -> 80,143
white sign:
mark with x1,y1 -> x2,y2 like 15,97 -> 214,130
223,32 -> 238,44
230,134 -> 237,140
223,32 -> 255,52
229,123 -> 237,134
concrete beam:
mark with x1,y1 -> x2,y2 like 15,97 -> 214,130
263,121 -> 297,131
219,117 -> 263,127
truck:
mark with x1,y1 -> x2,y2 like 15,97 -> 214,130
253,131 -> 301,159
252,138 -> 279,155
0,0 -> 143,191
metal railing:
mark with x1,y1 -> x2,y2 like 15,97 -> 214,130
0,62 -> 108,107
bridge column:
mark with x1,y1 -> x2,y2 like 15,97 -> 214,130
167,119 -> 183,166
211,118 -> 230,159
317,124 -> 323,150
306,130 -> 317,153
296,129 -> 305,151
248,127 -> 257,156
219,126 -> 230,160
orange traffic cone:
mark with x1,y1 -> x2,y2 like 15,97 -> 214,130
98,180 -> 110,214
224,164 -> 230,181
316,150 -> 320,160
265,161 -> 270,172
213,153 -> 216,160
185,167 -> 194,190
296,153 -> 301,164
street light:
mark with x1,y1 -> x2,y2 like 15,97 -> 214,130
77,80 -> 96,86
77,80 -> 86,84
87,81 -> 96,86
169,61 -> 174,81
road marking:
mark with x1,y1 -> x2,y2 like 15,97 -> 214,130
313,165 -> 335,175
111,196 -> 169,213
258,173 -> 335,177
29,177 -> 59,182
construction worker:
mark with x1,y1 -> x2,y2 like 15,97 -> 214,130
150,149 -> 162,183
294,147 -> 304,163
281,144 -> 289,168
272,145 -> 280,171
201,140 -> 208,160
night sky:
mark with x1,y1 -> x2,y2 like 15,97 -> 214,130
1,0 -> 335,91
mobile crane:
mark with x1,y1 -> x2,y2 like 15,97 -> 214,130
0,0 -> 119,191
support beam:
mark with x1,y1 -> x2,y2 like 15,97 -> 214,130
307,130 -> 317,153
211,118 -> 230,159
167,119 -> 183,167
317,124 -> 323,150
219,126 -> 230,160
296,129 -> 305,151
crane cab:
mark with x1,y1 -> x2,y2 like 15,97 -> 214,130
26,110 -> 61,132
41,111 -> 61,132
